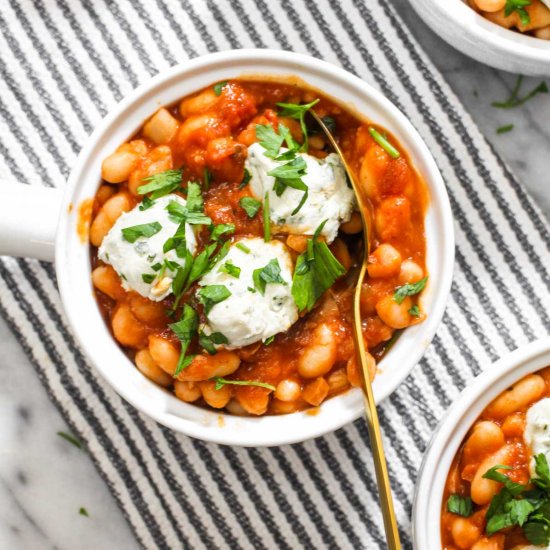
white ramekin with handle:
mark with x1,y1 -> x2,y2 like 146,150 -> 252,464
0,49 -> 454,446
413,336 -> 550,547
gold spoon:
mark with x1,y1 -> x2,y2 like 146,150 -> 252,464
310,111 -> 402,550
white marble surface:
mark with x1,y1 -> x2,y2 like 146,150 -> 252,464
1,5 -> 549,550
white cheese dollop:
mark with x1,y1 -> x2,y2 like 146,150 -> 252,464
541,0 -> 550,10
524,397 -> 550,476
198,237 -> 298,348
98,194 -> 197,301
246,143 -> 356,244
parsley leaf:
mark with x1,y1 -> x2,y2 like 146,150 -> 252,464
199,331 -> 229,355
139,196 -> 155,211
203,167 -> 212,190
121,222 -> 162,243
142,273 -> 156,284
213,81 -> 228,96
492,75 -> 548,109
198,285 -> 231,314
534,453 -> 550,492
57,431 -> 83,450
137,169 -> 183,199
166,199 -> 212,226
267,156 -> 308,215
408,304 -> 420,317
255,123 -> 289,159
186,181 -> 204,212
291,220 -> 346,312
368,127 -> 401,159
210,223 -> 235,241
212,377 -> 276,391
505,0 -> 532,26
219,260 -> 241,278
497,124 -> 514,135
263,191 -> 271,242
252,259 -> 286,295
277,99 -> 319,151
240,168 -> 251,188
169,304 -> 199,376
239,196 -> 262,218
236,242 -> 251,254
79,507 -> 89,517
263,335 -> 275,345
393,277 -> 428,305
524,521 -> 550,545
447,495 -> 474,517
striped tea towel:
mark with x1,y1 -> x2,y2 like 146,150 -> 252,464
1,0 -> 549,548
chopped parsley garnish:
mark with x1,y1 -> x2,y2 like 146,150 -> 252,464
137,169 -> 183,199
212,377 -> 276,391
57,431 -> 83,449
277,99 -> 319,152
142,273 -> 156,284
121,221 -> 162,243
263,191 -> 271,242
505,0 -> 532,26
139,196 -> 155,211
219,260 -> 241,278
166,183 -> 211,226
213,81 -> 228,96
210,223 -> 235,241
393,277 -> 428,305
198,285 -> 231,314
497,124 -> 514,135
408,304 -> 421,317
256,123 -> 289,159
291,220 -> 346,312
268,155 -> 309,215
447,495 -> 474,517
247,286 -> 256,293
240,168 -> 252,188
368,127 -> 400,159
236,242 -> 251,254
168,304 -> 198,376
79,507 -> 89,517
479,454 -> 550,544
186,181 -> 204,212
239,196 -> 262,218
263,335 -> 275,346
203,167 -> 212,190
253,258 -> 286,295
492,75 -> 548,109
199,331 -> 229,355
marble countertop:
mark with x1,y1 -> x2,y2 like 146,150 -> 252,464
1,4 -> 549,549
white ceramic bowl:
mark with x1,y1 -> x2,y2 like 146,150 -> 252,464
413,336 -> 550,548
409,0 -> 550,76
0,49 -> 454,446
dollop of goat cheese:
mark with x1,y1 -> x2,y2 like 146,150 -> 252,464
524,397 -> 550,476
246,142 -> 355,243
199,237 -> 298,348
98,194 -> 197,301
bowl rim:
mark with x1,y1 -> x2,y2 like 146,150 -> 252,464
55,49 -> 454,447
413,336 -> 550,547
409,0 -> 550,75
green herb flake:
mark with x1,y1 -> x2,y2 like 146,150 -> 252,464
253,258 -> 286,295
141,273 -> 156,284
447,494 -> 474,517
497,124 -> 514,135
212,377 -> 276,392
166,199 -> 211,226
198,285 -> 231,314
239,196 -> 262,218
213,81 -> 228,96
236,242 -> 251,254
393,277 -> 428,305
368,127 -> 400,159
263,335 -> 275,346
408,304 -> 421,317
268,155 -> 309,215
169,304 -> 199,376
199,331 -> 229,355
137,169 -> 183,199
277,99 -> 319,151
263,191 -> 271,242
121,222 -> 162,243
79,507 -> 89,517
239,168 -> 252,188
218,260 -> 241,278
139,196 -> 155,211
57,431 -> 83,450
492,75 -> 548,109
203,167 -> 212,190
255,123 -> 289,159
291,220 -> 346,312
505,0 -> 532,26
210,223 -> 235,241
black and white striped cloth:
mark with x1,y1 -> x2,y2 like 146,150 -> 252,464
1,1 -> 549,548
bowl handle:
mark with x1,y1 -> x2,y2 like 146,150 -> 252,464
0,181 -> 62,262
